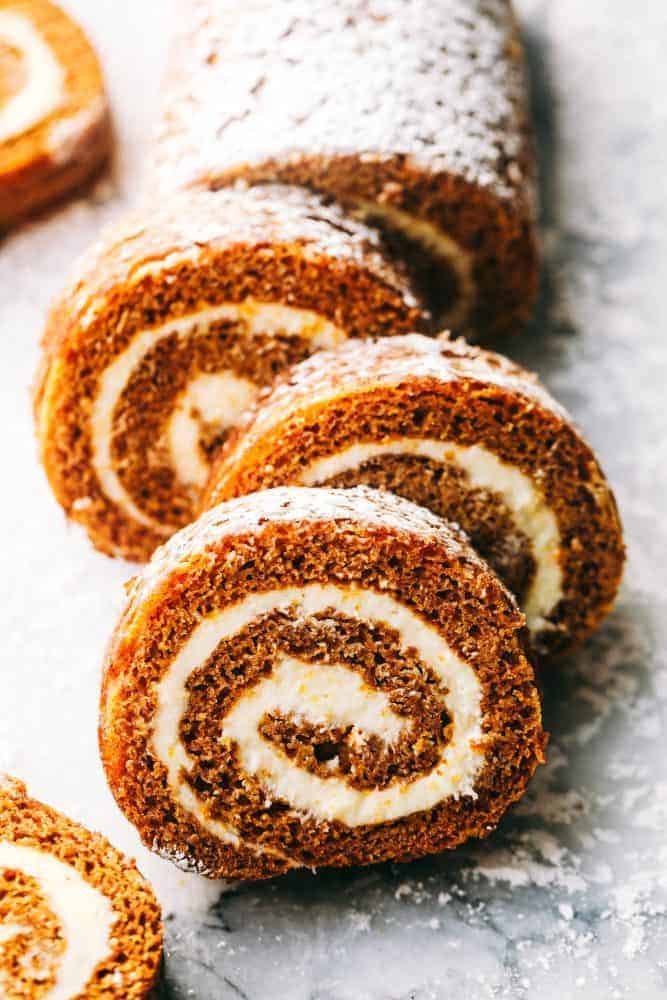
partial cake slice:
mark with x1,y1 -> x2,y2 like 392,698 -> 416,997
0,0 -> 111,227
100,486 -> 545,881
205,334 -> 625,657
0,774 -> 162,998
34,183 -> 424,561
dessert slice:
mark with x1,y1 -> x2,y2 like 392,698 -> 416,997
0,774 -> 162,998
0,0 -> 111,227
205,335 -> 625,656
34,184 -> 424,560
100,486 -> 545,880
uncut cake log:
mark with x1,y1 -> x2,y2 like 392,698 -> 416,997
34,184 -> 423,561
0,0 -> 111,227
0,774 -> 162,999
152,0 -> 538,336
205,335 -> 625,657
100,486 -> 545,881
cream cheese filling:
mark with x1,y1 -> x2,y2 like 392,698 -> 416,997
0,12 -> 65,144
356,201 -> 475,329
299,439 -> 563,634
90,301 -> 347,533
153,584 -> 484,851
0,841 -> 115,1000
168,371 -> 257,488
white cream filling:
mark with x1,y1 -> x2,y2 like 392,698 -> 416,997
90,301 -> 347,532
356,201 -> 475,329
0,12 -> 65,144
153,584 -> 484,847
225,658 -> 407,744
0,841 -> 115,1000
299,439 -> 562,634
0,923 -> 28,943
168,371 -> 257,488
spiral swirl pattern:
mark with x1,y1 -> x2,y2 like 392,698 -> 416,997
153,584 -> 484,850
101,486 -> 546,879
91,302 -> 346,535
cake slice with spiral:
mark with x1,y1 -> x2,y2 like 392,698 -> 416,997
0,774 -> 162,998
0,0 -> 111,227
34,184 -> 423,561
100,486 -> 545,880
205,334 -> 625,657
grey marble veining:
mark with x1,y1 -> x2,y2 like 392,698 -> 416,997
0,1 -> 665,998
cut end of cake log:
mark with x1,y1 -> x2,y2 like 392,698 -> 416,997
100,485 -> 546,881
34,183 -> 426,561
153,0 -> 539,338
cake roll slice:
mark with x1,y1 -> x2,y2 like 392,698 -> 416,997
0,774 -> 162,998
0,0 -> 111,228
100,486 -> 545,880
153,0 -> 538,336
205,335 -> 625,657
34,184 -> 424,561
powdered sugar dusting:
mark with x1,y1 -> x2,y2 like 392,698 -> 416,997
132,485 -> 491,616
152,0 -> 534,207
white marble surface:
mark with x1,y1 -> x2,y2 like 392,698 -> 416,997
0,1 -> 666,997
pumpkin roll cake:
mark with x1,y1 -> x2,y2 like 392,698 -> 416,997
205,335 -> 625,657
100,486 -> 545,880
153,0 -> 538,336
0,774 -> 162,998
0,0 -> 111,228
34,183 -> 423,561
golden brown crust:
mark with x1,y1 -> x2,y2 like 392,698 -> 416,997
34,184 -> 425,561
0,774 -> 162,998
0,0 -> 111,228
100,486 -> 546,881
204,334 -> 625,657
152,0 -> 539,337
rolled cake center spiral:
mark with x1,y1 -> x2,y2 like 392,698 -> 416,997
91,301 -> 347,532
300,439 -> 562,634
0,842 -> 114,1000
0,12 -> 64,143
153,584 -> 484,841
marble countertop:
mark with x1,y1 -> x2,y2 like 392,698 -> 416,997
1,1 -> 665,997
